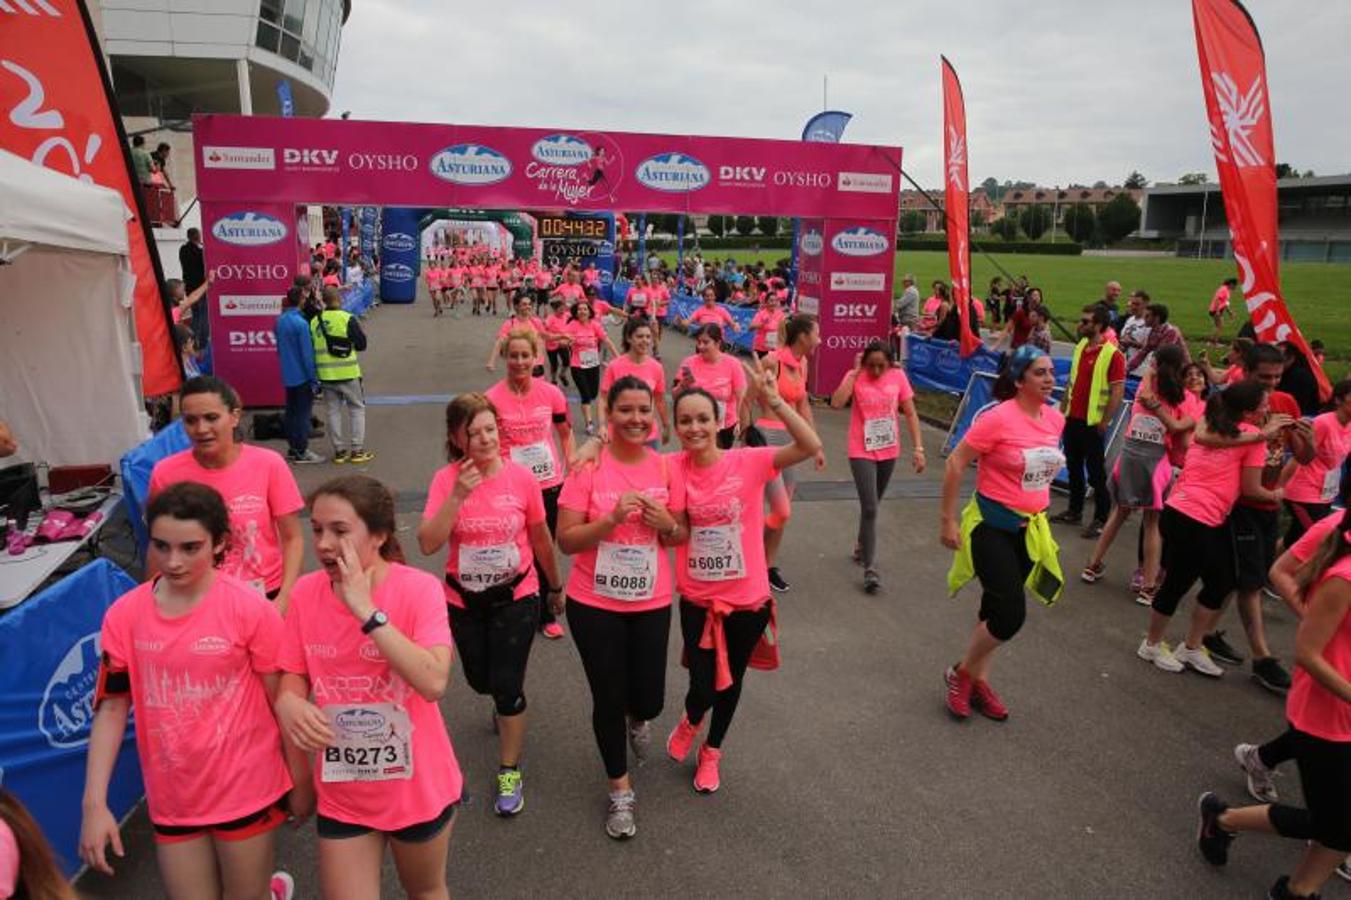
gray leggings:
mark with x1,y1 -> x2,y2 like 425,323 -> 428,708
848,457 -> 896,569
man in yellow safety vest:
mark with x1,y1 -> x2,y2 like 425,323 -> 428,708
310,286 -> 373,464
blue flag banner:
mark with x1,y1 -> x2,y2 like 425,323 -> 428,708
800,110 -> 854,143
276,79 -> 294,117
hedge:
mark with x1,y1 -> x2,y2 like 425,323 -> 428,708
633,236 -> 1083,256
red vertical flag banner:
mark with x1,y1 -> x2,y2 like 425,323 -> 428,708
1192,0 -> 1329,400
0,0 -> 180,397
941,57 -> 980,357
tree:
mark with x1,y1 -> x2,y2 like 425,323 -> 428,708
1092,180 -> 1108,189
707,215 -> 725,237
1177,172 -> 1209,185
979,176 -> 1000,201
899,209 -> 927,233
971,209 -> 988,228
755,215 -> 779,237
1274,163 -> 1295,179
1096,193 -> 1142,244
1060,203 -> 1096,244
1019,204 -> 1052,241
1124,170 -> 1148,189
991,216 -> 1020,241
734,215 -> 755,236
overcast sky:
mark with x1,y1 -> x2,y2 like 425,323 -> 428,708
329,0 -> 1349,190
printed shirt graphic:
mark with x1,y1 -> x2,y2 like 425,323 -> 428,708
1288,554 -> 1351,741
601,356 -> 665,442
565,319 -> 607,368
844,368 -> 915,461
681,353 -> 747,430
1166,424 -> 1266,526
100,574 -> 291,825
150,445 -> 304,592
486,379 -> 569,489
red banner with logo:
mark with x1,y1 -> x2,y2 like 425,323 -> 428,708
1192,0 -> 1329,400
941,57 -> 979,357
0,0 -> 180,397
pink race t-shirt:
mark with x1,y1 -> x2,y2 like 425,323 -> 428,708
565,319 -> 607,368
1287,554 -> 1351,741
1167,392 -> 1208,466
1209,284 -> 1231,314
1290,512 -> 1341,562
485,378 -> 569,489
533,272 -> 554,289
844,368 -> 915,461
555,283 -> 584,303
673,447 -> 778,607
602,355 -> 665,442
961,399 -> 1066,514
277,565 -> 462,831
1285,412 -> 1351,504
100,574 -> 291,825
689,305 -> 734,330
651,284 -> 671,314
750,308 -> 785,352
559,450 -> 685,613
582,268 -> 601,286
1165,424 -> 1266,526
496,315 -> 546,343
149,445 -> 304,593
591,299 -> 615,318
680,353 -> 747,430
422,461 -> 544,607
543,313 -> 568,351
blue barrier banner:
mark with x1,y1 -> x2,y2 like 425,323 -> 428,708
358,207 -> 376,265
0,559 -> 144,876
379,208 -> 422,304
663,293 -> 756,354
905,335 -> 1008,395
342,281 -> 374,316
119,420 -> 190,552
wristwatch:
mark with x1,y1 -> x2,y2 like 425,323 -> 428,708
360,609 -> 389,634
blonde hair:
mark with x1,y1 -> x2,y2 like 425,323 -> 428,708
500,327 -> 542,360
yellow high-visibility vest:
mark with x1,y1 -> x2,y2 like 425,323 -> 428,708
310,309 -> 362,382
1068,338 -> 1120,426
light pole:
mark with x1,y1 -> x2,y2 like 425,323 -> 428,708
1050,186 -> 1060,243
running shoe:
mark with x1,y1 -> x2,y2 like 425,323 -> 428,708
288,449 -> 325,465
540,621 -> 565,640
1080,520 -> 1106,539
1175,643 -> 1224,678
1196,792 -> 1235,866
605,789 -> 637,840
270,872 -> 295,900
693,744 -> 722,794
1233,742 -> 1279,804
1081,561 -> 1106,583
1049,510 -> 1082,526
348,450 -> 376,465
627,718 -> 651,766
1266,876 -> 1305,899
767,567 -> 790,593
1134,584 -> 1158,607
970,679 -> 1009,721
863,569 -> 881,594
667,714 -> 702,762
332,450 -> 349,465
1137,638 -> 1184,673
1202,630 -> 1245,666
1252,657 -> 1291,694
494,768 -> 524,816
944,664 -> 972,719
1261,583 -> 1283,603
1337,857 -> 1351,883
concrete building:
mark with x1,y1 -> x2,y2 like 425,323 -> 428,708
1139,176 -> 1351,263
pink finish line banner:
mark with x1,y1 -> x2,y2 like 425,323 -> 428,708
195,115 -> 901,218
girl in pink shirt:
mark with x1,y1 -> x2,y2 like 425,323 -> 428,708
665,368 -> 822,793
651,279 -> 671,354
1283,380 -> 1351,545
681,287 -> 740,334
563,301 -> 620,436
81,483 -> 304,898
274,476 -> 460,898
543,298 -> 572,387
417,395 -> 562,817
484,264 -> 502,316
939,346 -> 1065,721
486,293 -> 553,375
677,324 -> 748,450
830,342 -> 924,594
149,377 -> 305,610
749,293 -> 786,357
600,318 -> 671,445
556,376 -> 687,840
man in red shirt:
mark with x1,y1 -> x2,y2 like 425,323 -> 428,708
1053,304 -> 1125,536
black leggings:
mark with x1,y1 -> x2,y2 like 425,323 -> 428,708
1151,507 -> 1235,617
566,599 -> 670,779
1284,500 -> 1333,547
716,427 -> 736,450
447,593 -> 538,716
534,485 -> 561,627
849,457 -> 897,569
547,348 -> 569,382
970,523 -> 1031,642
1264,725 -> 1351,853
572,366 -> 601,404
680,598 -> 770,748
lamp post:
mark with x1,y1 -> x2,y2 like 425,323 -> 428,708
1050,186 -> 1060,243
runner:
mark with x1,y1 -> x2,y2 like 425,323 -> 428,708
469,257 -> 486,316
1208,277 -> 1238,342
666,367 -> 822,792
486,330 -> 575,640
624,275 -> 652,321
148,376 -> 305,612
551,269 -> 585,309
1138,381 -> 1286,676
274,475 -> 461,899
676,324 -> 747,451
1196,505 -> 1351,900
1281,378 -> 1351,547
563,300 -> 620,436
486,291 -> 552,375
650,274 -> 671,357
556,375 -> 687,839
600,317 -> 670,447
532,265 -> 555,314
939,346 -> 1065,721
425,258 -> 444,317
680,286 -> 741,336
484,257 -> 501,316
748,291 -> 786,359
417,393 -> 562,817
585,284 -> 626,323
543,298 -> 571,387
830,341 -> 925,594
446,259 -> 467,315
80,482 -> 303,900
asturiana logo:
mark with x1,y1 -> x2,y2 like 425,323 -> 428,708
531,134 -> 594,166
335,708 -> 387,733
382,232 -> 416,253
429,144 -> 512,185
212,212 -> 287,247
383,262 -> 415,283
831,226 -> 888,257
635,153 -> 710,193
40,633 -> 101,749
800,229 -> 824,256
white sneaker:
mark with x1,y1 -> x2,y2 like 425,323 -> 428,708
1233,742 -> 1278,803
1175,643 -> 1224,677
1137,638 -> 1184,672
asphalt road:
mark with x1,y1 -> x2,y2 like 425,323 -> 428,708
76,290 -> 1335,899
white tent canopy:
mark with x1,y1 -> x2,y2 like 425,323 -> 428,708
0,149 -> 148,469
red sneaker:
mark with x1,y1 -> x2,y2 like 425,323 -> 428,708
944,665 -> 972,720
541,621 -> 565,640
666,714 -> 702,762
971,679 -> 1010,721
693,744 -> 721,793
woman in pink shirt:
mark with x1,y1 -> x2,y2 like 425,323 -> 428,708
484,263 -> 502,316
680,286 -> 741,335
149,376 -> 305,610
600,318 -> 671,446
543,298 -> 572,387
830,341 -> 924,594
274,476 -> 460,899
748,292 -> 786,358
563,301 -> 620,436
650,277 -> 671,355
1283,379 -> 1351,546
417,394 -> 562,818
624,275 -> 652,320
665,366 -> 822,793
556,376 -> 687,840
920,281 -> 949,334
676,324 -> 748,451
81,483 -> 304,899
486,291 -> 555,375
425,263 -> 444,317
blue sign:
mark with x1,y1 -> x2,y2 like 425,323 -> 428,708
379,208 -> 422,303
663,293 -> 756,354
276,79 -> 294,118
791,110 -> 853,292
358,207 -> 377,265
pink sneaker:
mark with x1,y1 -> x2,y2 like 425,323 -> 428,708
270,872 -> 295,900
666,714 -> 702,762
693,744 -> 721,793
541,621 -> 565,640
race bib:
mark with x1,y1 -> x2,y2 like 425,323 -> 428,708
1127,414 -> 1166,445
863,416 -> 898,452
715,399 -> 727,427
1021,446 -> 1065,492
579,349 -> 601,369
321,703 -> 413,783
510,441 -> 557,483
687,524 -> 745,581
594,541 -> 657,601
765,331 -> 778,349
1322,466 -> 1342,503
457,542 -> 520,589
